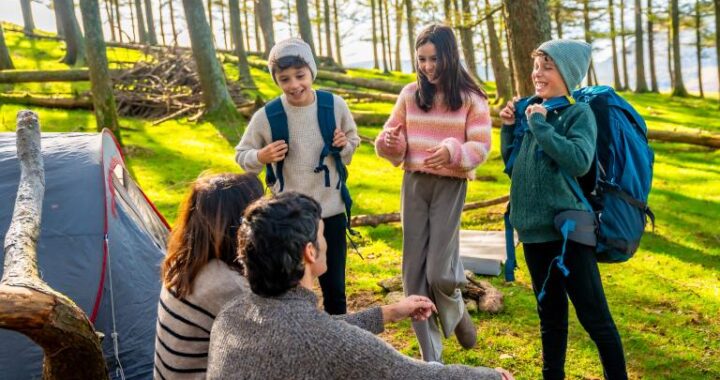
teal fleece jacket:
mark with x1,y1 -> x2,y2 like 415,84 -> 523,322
501,102 -> 597,243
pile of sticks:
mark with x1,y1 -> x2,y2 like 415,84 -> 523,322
113,53 -> 248,122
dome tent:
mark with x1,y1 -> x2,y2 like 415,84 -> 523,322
0,130 -> 169,379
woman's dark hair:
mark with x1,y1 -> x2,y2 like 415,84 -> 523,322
161,173 -> 265,299
414,24 -> 486,112
270,55 -> 310,81
237,192 -> 322,297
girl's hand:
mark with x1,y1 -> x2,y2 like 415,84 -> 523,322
423,145 -> 451,170
495,368 -> 515,380
332,128 -> 348,148
257,140 -> 288,164
382,295 -> 437,323
499,98 -> 518,126
525,103 -> 547,119
384,124 -> 403,148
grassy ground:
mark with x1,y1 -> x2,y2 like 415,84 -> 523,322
1,27 -> 719,379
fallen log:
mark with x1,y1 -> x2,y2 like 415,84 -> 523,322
319,87 -> 400,103
351,195 -> 508,227
0,94 -> 93,109
0,69 -> 124,83
0,111 -> 108,379
647,129 -> 720,149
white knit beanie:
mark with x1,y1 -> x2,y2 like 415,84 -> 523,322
267,38 -> 317,80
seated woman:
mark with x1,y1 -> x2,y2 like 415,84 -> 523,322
207,192 -> 513,380
154,173 -> 265,379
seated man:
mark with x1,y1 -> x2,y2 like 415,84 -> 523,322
207,192 -> 513,380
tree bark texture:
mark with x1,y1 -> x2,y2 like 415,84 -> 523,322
0,111 -> 109,380
694,0 -> 703,98
296,0 -> 317,57
257,0 -> 275,58
134,0 -> 148,43
21,0 -> 36,34
145,0 -> 158,45
324,0 -> 333,59
182,0 -> 239,118
79,0 -> 122,141
0,25 -> 14,70
393,0 -> 402,71
229,0 -> 256,87
383,0 -> 392,71
620,0 -> 628,90
315,0 -> 323,55
503,0 -> 551,96
671,0 -> 688,96
647,0 -> 658,92
485,0 -> 511,102
54,0 -> 66,38
634,0 -> 649,92
405,0 -> 415,72
371,0 -> 379,69
57,0 -> 86,66
333,0 -> 343,65
458,0 -> 478,80
609,0 -> 622,89
0,69 -> 123,83
378,0 -> 388,72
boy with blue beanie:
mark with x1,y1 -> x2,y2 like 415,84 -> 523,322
235,38 -> 360,315
499,40 -> 628,379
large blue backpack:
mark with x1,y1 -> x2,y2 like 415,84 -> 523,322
264,90 -> 354,229
504,86 -> 655,283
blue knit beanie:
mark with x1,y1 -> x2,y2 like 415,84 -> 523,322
536,39 -> 592,92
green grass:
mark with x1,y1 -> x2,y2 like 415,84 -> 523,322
2,26 -> 720,379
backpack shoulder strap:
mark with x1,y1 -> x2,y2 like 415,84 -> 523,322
264,97 -> 289,191
314,90 -> 356,233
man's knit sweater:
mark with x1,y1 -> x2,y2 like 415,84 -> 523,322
235,91 -> 359,218
500,103 -> 597,243
207,286 -> 501,379
154,260 -> 247,379
375,83 -> 492,179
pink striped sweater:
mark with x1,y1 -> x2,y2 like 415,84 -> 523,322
375,83 -> 492,179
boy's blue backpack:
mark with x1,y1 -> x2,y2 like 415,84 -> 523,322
264,90 -> 354,228
503,86 -> 655,282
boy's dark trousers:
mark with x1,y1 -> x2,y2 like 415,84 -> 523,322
523,240 -> 627,380
319,213 -> 347,315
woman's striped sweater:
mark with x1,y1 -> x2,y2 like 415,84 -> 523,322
153,260 -> 247,380
375,82 -> 492,179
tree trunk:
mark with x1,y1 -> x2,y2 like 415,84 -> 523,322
715,0 -> 719,107
0,111 -> 109,380
667,12 -> 673,88
54,0 -> 66,38
501,5 -> 515,97
169,0 -> 179,46
296,0 -> 317,57
371,0 -> 379,69
479,20 -> 489,81
221,0 -> 229,49
620,0 -> 628,90
503,0 -> 551,96
145,0 -> 158,44
79,0 -> 122,142
182,0 -> 239,118
552,0 -> 563,38
333,0 -> 343,65
378,0 -> 389,72
383,0 -> 392,71
208,0 -> 214,43
609,0 -> 622,89
0,94 -> 93,108
315,0 -> 323,55
229,0 -> 256,87
257,0 -> 274,58
444,0 -> 452,24
405,0 -> 415,72
459,0 -> 479,80
0,25 -> 14,70
393,0 -> 402,71
324,0 -> 333,60
485,0 -> 511,102
250,0 -> 259,51
634,0 -> 649,92
57,0 -> 86,66
129,0 -> 137,41
159,0 -> 167,45
647,0 -> 658,92
582,0 -> 595,86
114,0 -> 123,43
21,0 -> 36,35
695,0 -> 704,98
671,0 -> 688,96
104,0 -> 117,41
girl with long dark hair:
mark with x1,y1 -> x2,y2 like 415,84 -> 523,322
375,24 -> 493,363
